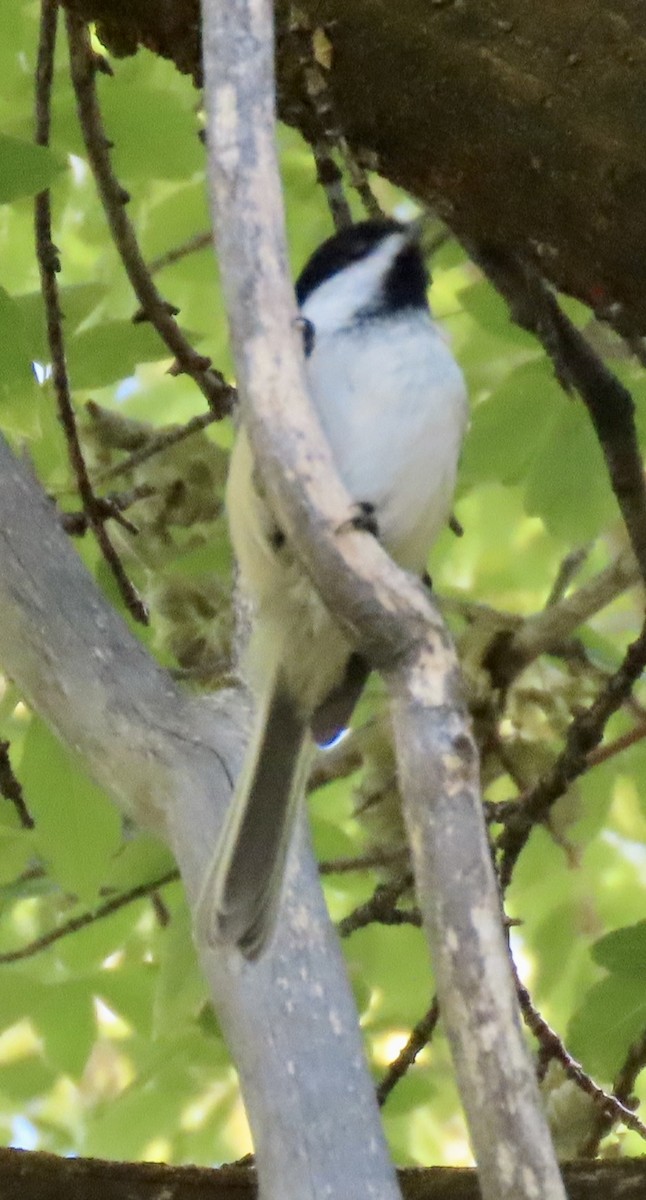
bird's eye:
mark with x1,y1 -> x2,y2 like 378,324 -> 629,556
348,239 -> 370,260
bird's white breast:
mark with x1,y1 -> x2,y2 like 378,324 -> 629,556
301,307 -> 468,572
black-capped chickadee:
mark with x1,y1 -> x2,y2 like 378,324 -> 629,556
198,218 -> 468,959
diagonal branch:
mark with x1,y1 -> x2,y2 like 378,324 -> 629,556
580,1026 -> 646,1156
201,1 -> 565,1197
514,967 -> 646,1144
498,617 -> 646,887
377,997 -> 440,1107
0,869 -> 180,964
502,547 -> 640,679
64,13 -> 233,419
34,0 -> 148,625
0,741 -> 34,830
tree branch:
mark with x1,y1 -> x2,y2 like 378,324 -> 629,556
0,741 -> 34,830
1,1147 -> 646,1200
505,547 -> 640,676
64,12 -> 233,418
200,1 -> 565,1197
0,869 -> 180,963
514,969 -> 646,1144
376,997 -> 440,1107
467,249 -> 646,602
498,617 -> 646,886
58,0 -> 646,333
0,433 -> 401,1200
35,0 -> 148,625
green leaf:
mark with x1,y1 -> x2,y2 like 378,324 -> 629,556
84,1031 -> 227,1159
103,834 -> 176,892
19,717 -> 122,899
0,287 -> 40,436
591,921 -> 646,980
153,902 -> 209,1037
140,181 -> 211,265
13,283 -> 107,362
460,360 -> 561,488
344,924 -> 432,1030
0,827 -> 36,885
99,75 -> 202,182
0,1055 -> 55,1103
38,979 -> 96,1076
67,320 -> 172,389
0,134 -> 66,203
524,398 -> 618,540
95,965 -> 157,1038
457,277 -> 535,350
568,975 -> 646,1078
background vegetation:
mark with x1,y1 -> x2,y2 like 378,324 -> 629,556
1,0 -> 645,1175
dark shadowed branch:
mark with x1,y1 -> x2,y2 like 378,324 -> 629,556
377,997 -> 440,1107
580,1026 -> 646,1156
0,1146 -> 645,1200
35,0 -> 148,624
0,742 -> 34,830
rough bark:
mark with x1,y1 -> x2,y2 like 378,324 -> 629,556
60,0 -> 646,333
0,1147 -> 643,1200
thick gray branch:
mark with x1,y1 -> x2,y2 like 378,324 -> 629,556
0,436 -> 401,1200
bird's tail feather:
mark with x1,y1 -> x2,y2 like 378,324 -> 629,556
198,673 -> 311,959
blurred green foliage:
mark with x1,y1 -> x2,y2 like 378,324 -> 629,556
0,0 -> 645,1173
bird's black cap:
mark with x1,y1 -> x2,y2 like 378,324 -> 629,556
295,218 -> 428,315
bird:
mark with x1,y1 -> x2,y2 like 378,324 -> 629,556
197,217 -> 469,959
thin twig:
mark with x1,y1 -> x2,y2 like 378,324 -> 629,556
94,409 -> 220,484
34,0 -> 148,624
502,548 -> 640,680
579,1027 -> 646,1156
149,230 -> 212,275
586,722 -> 646,769
319,849 -> 408,875
150,891 -> 172,927
59,484 -> 155,536
0,741 -> 34,829
544,546 -> 592,608
337,874 -> 420,937
288,5 -> 382,223
515,970 -> 646,1144
0,869 -> 180,964
64,14 -> 233,419
338,145 -> 382,220
377,997 -> 440,1106
498,616 -> 646,887
287,5 -> 353,230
